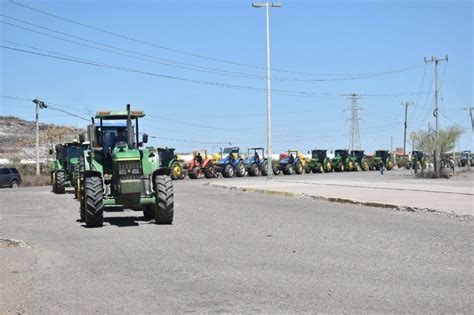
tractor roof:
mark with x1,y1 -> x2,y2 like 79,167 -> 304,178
95,109 -> 145,119
249,147 -> 264,150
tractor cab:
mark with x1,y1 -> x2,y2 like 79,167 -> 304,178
335,149 -> 350,160
221,147 -> 240,163
54,141 -> 88,173
246,147 -> 265,164
351,150 -> 365,160
311,149 -> 327,161
157,147 -> 177,168
375,150 -> 390,163
411,150 -> 424,161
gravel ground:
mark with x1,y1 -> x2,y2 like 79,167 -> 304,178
0,181 -> 472,313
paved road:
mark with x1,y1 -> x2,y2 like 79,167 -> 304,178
1,182 -> 472,313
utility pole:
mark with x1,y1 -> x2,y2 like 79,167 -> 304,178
461,106 -> 474,132
252,1 -> 282,180
345,93 -> 363,151
32,98 -> 47,176
401,101 -> 413,155
424,55 -> 448,177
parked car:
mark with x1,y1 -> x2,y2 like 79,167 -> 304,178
0,167 -> 22,188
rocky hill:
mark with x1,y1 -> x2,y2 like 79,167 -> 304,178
0,116 -> 84,162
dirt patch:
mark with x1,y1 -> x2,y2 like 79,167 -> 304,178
0,238 -> 29,248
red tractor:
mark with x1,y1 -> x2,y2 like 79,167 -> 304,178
185,150 -> 216,179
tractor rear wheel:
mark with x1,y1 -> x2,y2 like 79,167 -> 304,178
222,164 -> 234,178
55,172 -> 66,194
235,162 -> 246,177
249,163 -> 259,176
170,161 -> 182,180
189,166 -> 202,179
143,205 -> 155,220
273,166 -> 281,176
154,175 -> 174,224
283,164 -> 294,175
204,162 -> 216,179
84,177 -> 104,228
295,162 -> 303,174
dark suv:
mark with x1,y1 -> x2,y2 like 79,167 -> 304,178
0,167 -> 22,188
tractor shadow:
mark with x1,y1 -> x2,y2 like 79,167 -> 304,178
80,206 -> 152,228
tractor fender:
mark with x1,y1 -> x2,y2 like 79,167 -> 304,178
83,170 -> 102,179
153,168 -> 171,177
233,158 -> 244,167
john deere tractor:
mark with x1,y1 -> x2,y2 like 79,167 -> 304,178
332,149 -> 357,172
411,150 -> 427,173
78,105 -> 174,227
157,147 -> 186,180
215,147 -> 246,178
279,149 -> 304,175
370,150 -> 394,170
351,150 -> 369,171
50,141 -> 88,194
306,149 -> 333,173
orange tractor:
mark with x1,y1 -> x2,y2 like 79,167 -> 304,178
184,150 -> 216,179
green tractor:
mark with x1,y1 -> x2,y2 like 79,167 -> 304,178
50,141 -> 88,195
332,149 -> 358,172
157,147 -> 186,180
305,149 -> 334,173
370,150 -> 394,170
78,105 -> 174,227
351,150 -> 369,171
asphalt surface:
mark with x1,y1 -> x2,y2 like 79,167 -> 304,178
1,181 -> 473,313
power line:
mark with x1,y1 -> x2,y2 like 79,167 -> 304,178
8,0 -> 426,78
1,44 -> 428,99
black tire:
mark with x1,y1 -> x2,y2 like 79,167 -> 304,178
55,172 -> 66,194
283,164 -> 294,175
312,166 -> 319,174
248,164 -> 259,176
337,162 -> 344,172
204,162 -> 215,179
154,175 -> 174,224
235,162 -> 246,177
10,180 -> 19,188
261,161 -> 269,176
84,177 -> 104,227
222,164 -> 234,178
143,205 -> 155,220
273,166 -> 281,176
295,162 -> 303,175
305,165 -> 311,174
190,166 -> 201,179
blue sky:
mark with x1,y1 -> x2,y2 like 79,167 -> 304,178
1,0 -> 472,153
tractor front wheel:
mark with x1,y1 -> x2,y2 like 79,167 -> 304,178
84,177 -> 104,228
55,172 -> 66,194
222,164 -> 234,178
283,164 -> 294,175
204,162 -> 216,179
154,175 -> 174,224
261,161 -> 269,176
235,162 -> 246,177
249,163 -> 260,176
273,166 -> 281,176
305,164 -> 311,174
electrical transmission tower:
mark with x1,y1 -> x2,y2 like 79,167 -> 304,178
345,93 -> 363,151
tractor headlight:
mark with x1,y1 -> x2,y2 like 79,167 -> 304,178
118,169 -> 127,175
131,169 -> 140,175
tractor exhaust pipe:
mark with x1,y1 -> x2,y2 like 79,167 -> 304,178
126,104 -> 133,149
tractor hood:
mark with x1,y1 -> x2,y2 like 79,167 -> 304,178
112,146 -> 141,161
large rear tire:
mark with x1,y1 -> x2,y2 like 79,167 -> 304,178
55,172 -> 66,194
154,175 -> 174,224
261,161 -> 269,176
295,162 -> 303,175
189,166 -> 202,179
84,177 -> 104,227
235,162 -> 246,177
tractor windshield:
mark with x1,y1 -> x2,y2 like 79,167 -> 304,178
376,151 -> 389,160
312,150 -> 325,160
98,127 -> 128,152
352,151 -> 365,159
65,145 -> 86,160
335,150 -> 348,159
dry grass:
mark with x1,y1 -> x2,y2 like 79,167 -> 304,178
21,175 -> 51,187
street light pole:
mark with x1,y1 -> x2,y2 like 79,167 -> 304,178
32,98 -> 47,176
252,1 -> 281,180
